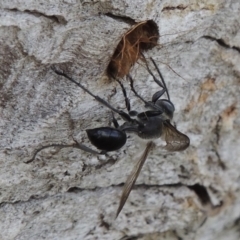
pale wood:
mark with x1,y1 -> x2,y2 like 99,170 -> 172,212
0,1 -> 239,239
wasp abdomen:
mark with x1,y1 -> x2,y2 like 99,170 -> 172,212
86,127 -> 127,152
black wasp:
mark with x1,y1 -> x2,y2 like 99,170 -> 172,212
34,55 -> 190,217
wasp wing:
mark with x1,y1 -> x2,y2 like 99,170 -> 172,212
163,120 -> 190,151
116,141 -> 154,218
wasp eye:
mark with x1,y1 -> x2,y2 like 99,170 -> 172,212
155,99 -> 175,119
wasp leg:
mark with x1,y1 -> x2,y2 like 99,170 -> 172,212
141,53 -> 171,102
111,112 -> 119,128
25,141 -> 105,164
113,76 -> 142,117
112,76 -> 131,112
52,68 -> 143,127
127,74 -> 149,106
127,74 -> 158,111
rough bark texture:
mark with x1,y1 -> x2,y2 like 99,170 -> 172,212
0,0 -> 240,240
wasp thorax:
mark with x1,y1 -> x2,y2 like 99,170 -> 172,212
138,118 -> 163,139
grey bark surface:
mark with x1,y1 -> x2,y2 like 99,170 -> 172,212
0,0 -> 239,239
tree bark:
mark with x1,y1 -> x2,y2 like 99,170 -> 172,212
0,0 -> 239,239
